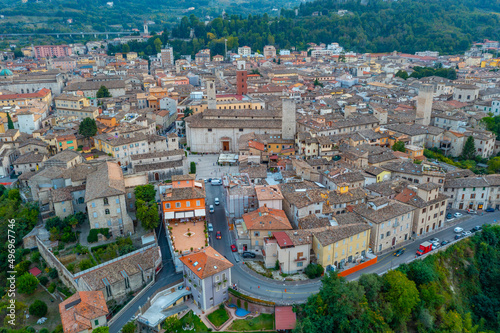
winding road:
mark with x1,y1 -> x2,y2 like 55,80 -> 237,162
109,183 -> 500,332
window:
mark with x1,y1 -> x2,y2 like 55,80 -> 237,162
165,203 -> 171,209
92,202 -> 96,208
196,200 -> 200,206
127,193 -> 132,199
95,320 -> 99,326
176,202 -> 181,208
254,231 -> 260,237
117,208 -> 121,213
116,198 -> 119,204
239,128 -> 243,132
297,262 -> 303,267
208,128 -> 212,132
105,209 -> 110,215
107,220 -> 111,226
93,212 -> 97,218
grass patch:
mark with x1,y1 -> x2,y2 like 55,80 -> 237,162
207,308 -> 230,327
17,285 -> 62,331
178,311 -> 209,332
229,313 -> 275,331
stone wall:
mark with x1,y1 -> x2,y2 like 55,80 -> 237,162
35,236 -> 77,289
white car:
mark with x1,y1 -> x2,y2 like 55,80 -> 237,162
215,197 -> 220,205
207,223 -> 213,232
462,231 -> 472,237
454,212 -> 463,218
454,227 -> 464,233
209,205 -> 214,213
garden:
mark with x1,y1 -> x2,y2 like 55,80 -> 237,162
228,313 -> 275,331
207,304 -> 230,327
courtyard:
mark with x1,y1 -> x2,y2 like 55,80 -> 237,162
168,219 -> 208,254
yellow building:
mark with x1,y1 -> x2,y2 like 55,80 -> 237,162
0,88 -> 52,107
313,223 -> 371,270
405,145 -> 424,160
55,94 -> 98,119
181,95 -> 265,114
481,59 -> 500,68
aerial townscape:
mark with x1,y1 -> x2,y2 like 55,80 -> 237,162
3,0 -> 500,333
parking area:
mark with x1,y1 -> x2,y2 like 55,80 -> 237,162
187,153 -> 239,179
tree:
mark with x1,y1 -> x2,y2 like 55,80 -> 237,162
461,136 -> 477,160
134,184 -> 156,202
384,270 -> 420,327
313,78 -> 324,87
183,107 -> 193,119
29,300 -> 47,317
136,199 -> 159,230
78,118 -> 97,147
488,156 -> 500,173
122,321 -> 136,333
92,327 -> 109,333
162,316 -> 181,332
190,161 -> 196,174
395,70 -> 409,80
154,38 -> 162,53
18,273 -> 39,294
7,113 -> 14,129
122,44 -> 130,53
96,85 -> 111,98
392,140 -> 406,152
304,263 -> 323,279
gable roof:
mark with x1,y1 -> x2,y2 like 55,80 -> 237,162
59,291 -> 108,333
84,162 -> 125,202
242,206 -> 292,231
179,246 -> 233,279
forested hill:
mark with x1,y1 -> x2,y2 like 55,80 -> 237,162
165,0 -> 500,56
294,224 -> 500,332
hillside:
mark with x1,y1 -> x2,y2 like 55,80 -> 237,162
293,224 -> 500,333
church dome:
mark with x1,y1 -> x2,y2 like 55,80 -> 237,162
0,68 -> 13,76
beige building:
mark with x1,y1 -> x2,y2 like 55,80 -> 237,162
353,197 -> 414,253
85,162 -> 134,237
242,206 -> 293,250
255,184 -> 283,210
263,230 -> 314,274
59,291 -> 108,333
313,223 -> 371,271
55,94 -> 99,119
395,183 -> 448,237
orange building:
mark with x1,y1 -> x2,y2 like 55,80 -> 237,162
97,114 -> 119,128
161,174 -> 206,222
57,134 -> 78,152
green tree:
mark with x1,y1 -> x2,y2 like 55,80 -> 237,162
78,117 -> 97,148
122,321 -> 136,333
487,156 -> 500,173
79,258 -> 94,270
190,161 -> 196,174
461,136 -> 477,160
29,300 -> 48,317
162,316 -> 181,332
96,85 -> 111,98
18,273 -> 39,294
154,38 -> 162,53
183,107 -> 193,119
7,113 -> 14,129
392,140 -> 406,152
313,78 -> 324,87
384,270 -> 420,327
395,70 -> 409,80
136,199 -> 159,230
134,184 -> 156,202
92,327 -> 109,333
122,44 -> 131,53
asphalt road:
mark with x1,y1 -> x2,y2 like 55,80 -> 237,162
109,186 -> 500,330
108,222 -> 182,333
205,184 -> 500,303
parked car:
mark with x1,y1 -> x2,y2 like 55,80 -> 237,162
455,234 -> 462,240
215,197 -> 220,205
393,248 -> 405,257
230,244 -> 237,252
467,209 -> 477,214
441,240 -> 449,246
209,205 -> 214,213
472,225 -> 482,232
211,178 -> 222,186
216,231 -> 222,239
454,227 -> 464,233
446,213 -> 453,219
207,223 -> 214,232
454,212 -> 463,218
486,207 -> 495,212
242,252 -> 256,258
430,238 -> 439,243
462,231 -> 472,237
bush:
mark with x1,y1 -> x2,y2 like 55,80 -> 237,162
15,260 -> 32,275
79,259 -> 94,270
67,263 -> 75,273
304,263 -> 324,279
38,276 -> 49,286
87,228 -> 110,243
29,300 -> 48,317
31,251 -> 41,262
49,268 -> 58,279
48,282 -> 56,293
40,329 -> 49,333
18,273 -> 39,294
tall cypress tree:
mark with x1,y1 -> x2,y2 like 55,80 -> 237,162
461,136 -> 476,160
6,113 -> 14,130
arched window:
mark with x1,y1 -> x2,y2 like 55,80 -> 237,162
105,209 -> 110,215
103,198 -> 108,205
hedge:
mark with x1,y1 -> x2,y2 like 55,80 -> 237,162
228,288 -> 275,306
87,228 -> 110,243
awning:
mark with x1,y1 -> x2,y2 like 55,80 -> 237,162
175,212 -> 185,218
184,211 -> 194,218
195,209 -> 206,217
164,212 -> 175,219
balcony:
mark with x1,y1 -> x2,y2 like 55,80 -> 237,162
294,257 -> 307,262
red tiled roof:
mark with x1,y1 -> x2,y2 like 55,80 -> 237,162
0,88 -> 51,101
179,246 -> 233,279
273,231 -> 293,248
275,306 -> 296,330
248,140 -> 265,151
29,267 -> 42,276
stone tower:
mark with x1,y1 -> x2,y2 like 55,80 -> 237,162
143,21 -> 148,35
206,76 -> 217,110
282,98 -> 297,140
416,84 -> 434,126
